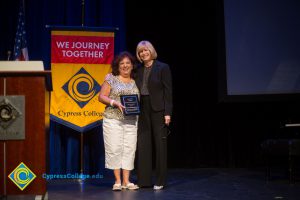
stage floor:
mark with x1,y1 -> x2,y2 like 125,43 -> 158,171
47,168 -> 299,200
1,168 -> 299,200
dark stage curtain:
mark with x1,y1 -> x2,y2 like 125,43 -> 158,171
0,0 -> 126,174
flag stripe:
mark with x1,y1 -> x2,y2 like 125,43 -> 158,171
13,0 -> 29,61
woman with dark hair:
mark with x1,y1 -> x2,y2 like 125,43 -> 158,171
98,51 -> 139,191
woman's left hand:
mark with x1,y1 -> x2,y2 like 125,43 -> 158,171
164,115 -> 171,126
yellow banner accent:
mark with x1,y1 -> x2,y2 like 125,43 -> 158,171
50,63 -> 111,128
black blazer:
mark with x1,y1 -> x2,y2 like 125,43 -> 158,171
136,60 -> 173,116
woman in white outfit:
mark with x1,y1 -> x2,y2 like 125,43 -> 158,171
98,51 -> 139,191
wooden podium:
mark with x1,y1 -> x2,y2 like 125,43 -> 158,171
0,61 -> 51,197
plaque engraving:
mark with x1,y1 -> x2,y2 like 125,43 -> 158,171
120,94 -> 140,116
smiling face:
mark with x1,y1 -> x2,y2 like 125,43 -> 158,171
138,47 -> 152,63
136,41 -> 157,64
118,56 -> 133,78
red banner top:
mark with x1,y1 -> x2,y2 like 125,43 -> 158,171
51,34 -> 114,64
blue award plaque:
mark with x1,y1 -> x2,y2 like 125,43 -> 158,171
120,94 -> 140,116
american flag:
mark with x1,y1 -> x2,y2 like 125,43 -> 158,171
13,0 -> 29,61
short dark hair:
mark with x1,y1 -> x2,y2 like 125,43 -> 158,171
111,51 -> 137,78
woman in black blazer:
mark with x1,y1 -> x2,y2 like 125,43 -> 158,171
135,40 -> 173,190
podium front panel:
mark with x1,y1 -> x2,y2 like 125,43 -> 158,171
0,76 -> 46,195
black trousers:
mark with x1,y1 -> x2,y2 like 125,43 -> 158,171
137,95 -> 168,187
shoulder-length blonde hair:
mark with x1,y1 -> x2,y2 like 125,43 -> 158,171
136,40 -> 158,63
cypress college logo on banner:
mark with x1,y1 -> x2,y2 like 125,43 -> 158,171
50,30 -> 114,131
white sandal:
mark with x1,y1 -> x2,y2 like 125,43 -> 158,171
112,183 -> 122,191
122,183 -> 139,190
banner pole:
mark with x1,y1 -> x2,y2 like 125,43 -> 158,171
80,0 -> 86,181
81,0 -> 85,27
78,133 -> 84,183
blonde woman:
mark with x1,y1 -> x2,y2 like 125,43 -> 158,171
135,41 -> 173,190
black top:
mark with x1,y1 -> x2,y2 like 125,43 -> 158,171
135,60 -> 173,116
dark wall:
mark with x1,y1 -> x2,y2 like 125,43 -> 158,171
125,0 -> 300,168
0,0 -> 19,60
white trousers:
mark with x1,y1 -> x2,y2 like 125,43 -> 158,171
103,118 -> 137,170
